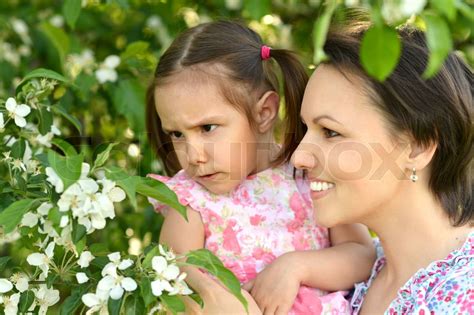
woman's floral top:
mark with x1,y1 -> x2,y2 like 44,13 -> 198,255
149,163 -> 350,314
351,232 -> 474,314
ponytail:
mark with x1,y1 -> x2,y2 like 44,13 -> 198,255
270,49 -> 309,166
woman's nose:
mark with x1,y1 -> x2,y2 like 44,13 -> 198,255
291,142 -> 318,170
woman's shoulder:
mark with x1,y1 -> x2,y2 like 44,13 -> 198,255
394,232 -> 473,313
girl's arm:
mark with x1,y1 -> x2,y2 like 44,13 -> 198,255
160,207 -> 261,314
243,223 -> 375,314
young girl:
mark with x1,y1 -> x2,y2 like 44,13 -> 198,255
145,20 -> 375,314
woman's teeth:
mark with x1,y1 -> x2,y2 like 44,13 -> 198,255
310,181 -> 335,192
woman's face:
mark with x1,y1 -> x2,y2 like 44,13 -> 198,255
291,65 -> 409,228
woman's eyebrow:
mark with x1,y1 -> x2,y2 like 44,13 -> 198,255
312,115 -> 342,125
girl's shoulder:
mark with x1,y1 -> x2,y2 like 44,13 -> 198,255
147,170 -> 214,216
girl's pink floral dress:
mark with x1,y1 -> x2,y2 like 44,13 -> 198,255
149,163 -> 350,314
351,232 -> 474,314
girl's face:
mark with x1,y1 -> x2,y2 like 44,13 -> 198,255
292,65 -> 409,228
154,72 -> 259,194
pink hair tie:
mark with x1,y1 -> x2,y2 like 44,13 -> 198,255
261,45 -> 271,60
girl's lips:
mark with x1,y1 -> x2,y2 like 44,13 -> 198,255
198,173 -> 219,180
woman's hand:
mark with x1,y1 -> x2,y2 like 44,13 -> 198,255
242,253 -> 302,315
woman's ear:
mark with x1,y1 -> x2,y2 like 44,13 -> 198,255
404,138 -> 438,172
254,91 -> 279,133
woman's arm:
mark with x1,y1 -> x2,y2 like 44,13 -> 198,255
243,223 -> 375,314
160,207 -> 261,314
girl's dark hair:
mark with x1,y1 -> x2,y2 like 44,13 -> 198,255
146,20 -> 308,175
289,22 -> 473,226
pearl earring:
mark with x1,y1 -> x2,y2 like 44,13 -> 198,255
410,168 -> 418,182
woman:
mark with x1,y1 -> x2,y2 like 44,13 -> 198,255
288,23 -> 473,314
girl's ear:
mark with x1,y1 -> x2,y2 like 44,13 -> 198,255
254,91 -> 279,133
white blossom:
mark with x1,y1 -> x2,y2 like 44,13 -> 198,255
78,251 -> 95,268
49,15 -> 64,28
0,279 -> 13,293
82,289 -> 109,315
11,274 -> 28,293
0,112 -> 5,132
37,202 -> 53,216
168,273 -> 192,296
45,167 -> 64,193
31,285 -> 60,315
76,272 -> 89,284
21,212 -> 39,227
26,242 -> 55,278
382,0 -> 426,23
0,293 -> 20,315
150,256 -> 179,297
95,55 -> 120,84
10,18 -> 31,44
159,244 -> 176,261
5,97 -> 31,128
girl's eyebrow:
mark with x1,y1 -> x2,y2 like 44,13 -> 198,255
162,114 -> 226,133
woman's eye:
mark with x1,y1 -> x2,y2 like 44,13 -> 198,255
323,128 -> 340,138
169,131 -> 183,139
202,124 -> 217,133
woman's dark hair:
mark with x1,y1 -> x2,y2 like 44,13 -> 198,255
146,20 -> 308,175
287,22 -> 473,226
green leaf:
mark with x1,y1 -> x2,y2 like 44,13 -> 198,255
75,235 -> 87,254
360,25 -> 401,81
456,1 -> 474,21
312,0 -> 339,64
73,221 -> 87,244
142,245 -> 160,269
39,22 -> 70,70
38,106 -> 54,135
422,14 -> 453,78
160,294 -> 185,315
431,0 -> 456,21
108,296 -> 123,315
243,0 -> 270,20
52,138 -> 78,156
93,143 -> 118,171
136,177 -> 187,220
140,277 -> 155,307
60,285 -> 88,315
63,0 -> 82,29
111,79 -> 146,134
186,249 -> 247,312
48,206 -> 62,233
0,256 -> 11,273
124,292 -> 145,315
105,166 -> 141,208
10,139 -> 26,159
16,68 -> 69,94
0,199 -> 35,233
120,41 -> 150,60
19,290 -> 35,313
47,150 -> 84,191
89,243 -> 109,256
53,104 -> 83,134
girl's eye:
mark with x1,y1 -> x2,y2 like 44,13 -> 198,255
323,128 -> 340,138
202,124 -> 217,133
169,131 -> 183,139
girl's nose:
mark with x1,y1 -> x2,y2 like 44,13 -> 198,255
291,143 -> 318,170
186,139 -> 207,165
